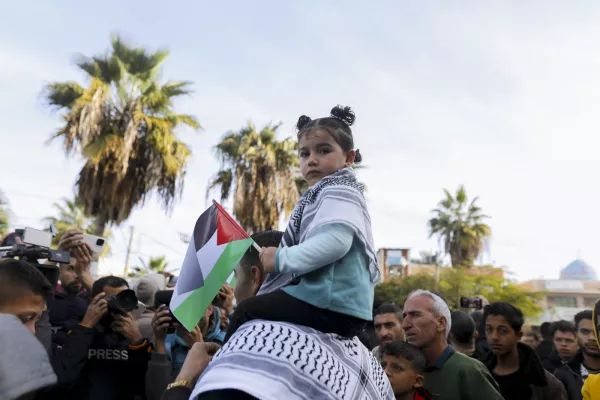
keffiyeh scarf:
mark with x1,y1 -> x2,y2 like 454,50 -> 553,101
258,167 -> 381,295
191,320 -> 394,400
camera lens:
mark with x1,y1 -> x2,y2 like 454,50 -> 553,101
115,289 -> 138,313
96,238 -> 105,246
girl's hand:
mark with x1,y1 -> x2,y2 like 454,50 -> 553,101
259,247 -> 278,273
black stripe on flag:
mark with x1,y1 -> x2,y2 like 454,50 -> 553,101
193,204 -> 219,252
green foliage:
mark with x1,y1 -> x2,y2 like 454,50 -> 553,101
375,267 -> 544,318
45,35 -> 199,235
428,185 -> 492,267
208,122 -> 299,233
128,255 -> 171,278
0,191 -> 10,237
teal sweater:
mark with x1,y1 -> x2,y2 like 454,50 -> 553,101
424,347 -> 503,400
275,223 -> 373,321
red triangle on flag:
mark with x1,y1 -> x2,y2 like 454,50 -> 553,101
214,202 -> 250,246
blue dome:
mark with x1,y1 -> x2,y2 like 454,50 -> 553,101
560,259 -> 598,281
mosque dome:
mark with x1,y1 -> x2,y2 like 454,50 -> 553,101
560,259 -> 598,281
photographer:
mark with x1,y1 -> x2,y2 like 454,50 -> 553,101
46,229 -> 95,339
47,276 -> 152,400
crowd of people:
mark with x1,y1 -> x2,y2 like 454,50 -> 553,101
1,104 -> 600,399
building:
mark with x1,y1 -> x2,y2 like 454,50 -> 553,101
377,247 -> 504,282
377,248 -> 411,281
520,259 -> 600,323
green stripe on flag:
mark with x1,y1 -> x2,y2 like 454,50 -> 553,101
173,238 -> 252,331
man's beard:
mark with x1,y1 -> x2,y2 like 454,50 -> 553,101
582,344 -> 600,359
64,280 -> 82,294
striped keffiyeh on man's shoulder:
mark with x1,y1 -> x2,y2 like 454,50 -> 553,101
258,167 -> 381,295
190,320 -> 395,400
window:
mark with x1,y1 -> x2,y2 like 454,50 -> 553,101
387,266 -> 404,278
548,296 -> 577,308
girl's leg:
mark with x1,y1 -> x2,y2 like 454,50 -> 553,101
196,389 -> 257,400
225,290 -> 366,342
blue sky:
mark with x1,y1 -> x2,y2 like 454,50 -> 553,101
3,1 -> 600,281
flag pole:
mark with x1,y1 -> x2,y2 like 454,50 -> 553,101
252,242 -> 262,253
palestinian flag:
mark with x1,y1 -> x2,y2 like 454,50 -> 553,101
171,201 -> 254,331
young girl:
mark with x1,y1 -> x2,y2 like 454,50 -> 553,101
224,105 -> 380,341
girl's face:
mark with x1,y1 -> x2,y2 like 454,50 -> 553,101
298,129 -> 355,186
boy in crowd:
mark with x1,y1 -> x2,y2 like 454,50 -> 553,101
380,341 -> 432,400
481,302 -> 567,400
522,331 -> 540,348
542,320 -> 578,373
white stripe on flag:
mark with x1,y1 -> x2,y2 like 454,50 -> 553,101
226,272 -> 235,284
196,230 -> 227,282
170,289 -> 194,311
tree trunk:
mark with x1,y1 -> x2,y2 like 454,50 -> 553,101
94,213 -> 107,237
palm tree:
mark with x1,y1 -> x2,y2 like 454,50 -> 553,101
428,186 -> 491,268
207,122 -> 299,233
0,191 -> 11,237
42,194 -> 111,257
45,35 -> 200,236
128,255 -> 171,278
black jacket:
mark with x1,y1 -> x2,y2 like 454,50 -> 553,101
481,342 -> 567,400
542,350 -> 568,374
475,335 -> 490,359
46,289 -> 88,337
536,340 -> 554,363
553,351 -> 585,400
41,321 -> 152,400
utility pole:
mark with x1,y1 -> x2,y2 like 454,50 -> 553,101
123,226 -> 135,278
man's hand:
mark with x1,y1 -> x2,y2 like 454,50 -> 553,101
152,305 -> 172,343
217,284 -> 234,314
81,292 -> 108,328
57,229 -> 85,251
176,342 -> 221,385
72,243 -> 94,274
112,313 -> 143,344
219,307 -> 229,331
259,247 -> 277,273
177,324 -> 204,348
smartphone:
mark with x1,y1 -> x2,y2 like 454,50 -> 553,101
460,296 -> 483,309
23,227 -> 52,247
167,275 -> 178,288
83,234 -> 106,254
154,290 -> 177,333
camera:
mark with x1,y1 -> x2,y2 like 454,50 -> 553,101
1,226 -> 70,288
155,290 -> 177,333
106,289 -> 139,314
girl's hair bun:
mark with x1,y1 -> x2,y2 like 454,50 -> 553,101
296,115 -> 312,131
354,149 -> 363,164
330,105 -> 355,126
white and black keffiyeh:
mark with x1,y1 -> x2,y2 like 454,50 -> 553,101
258,167 -> 381,295
191,320 -> 394,400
